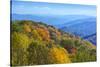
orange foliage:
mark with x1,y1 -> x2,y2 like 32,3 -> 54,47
48,47 -> 71,64
23,24 -> 31,33
36,27 -> 50,41
55,30 -> 61,36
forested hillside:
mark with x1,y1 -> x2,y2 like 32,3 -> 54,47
11,20 -> 96,66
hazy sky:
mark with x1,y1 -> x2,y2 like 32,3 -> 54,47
11,1 -> 96,16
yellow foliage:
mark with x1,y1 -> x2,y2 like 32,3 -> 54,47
31,29 -> 42,41
23,24 -> 31,33
48,47 -> 71,64
12,32 -> 30,48
84,40 -> 96,49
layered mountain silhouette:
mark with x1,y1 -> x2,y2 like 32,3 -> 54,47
12,14 -> 96,45
56,18 -> 96,45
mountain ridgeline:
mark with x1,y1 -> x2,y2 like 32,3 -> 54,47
12,14 -> 96,45
55,17 -> 96,45
11,20 -> 96,66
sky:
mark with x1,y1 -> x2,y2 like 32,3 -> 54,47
11,0 -> 96,16
11,0 -> 97,5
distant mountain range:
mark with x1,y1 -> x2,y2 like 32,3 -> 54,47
56,18 -> 96,45
11,14 -> 96,45
12,14 -> 95,25
57,18 -> 96,37
55,18 -> 96,45
83,33 -> 96,45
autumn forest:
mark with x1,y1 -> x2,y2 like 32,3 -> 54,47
11,20 -> 96,66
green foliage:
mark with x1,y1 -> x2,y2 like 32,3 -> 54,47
71,49 -> 96,62
27,41 -> 50,65
61,39 -> 75,48
38,22 -> 48,26
11,20 -> 96,66
31,29 -> 42,41
74,39 -> 81,47
11,48 -> 28,66
12,32 -> 30,48
84,40 -> 96,49
60,39 -> 76,53
12,22 -> 23,32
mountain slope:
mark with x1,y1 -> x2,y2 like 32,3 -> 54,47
57,18 -> 96,45
11,20 -> 96,65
